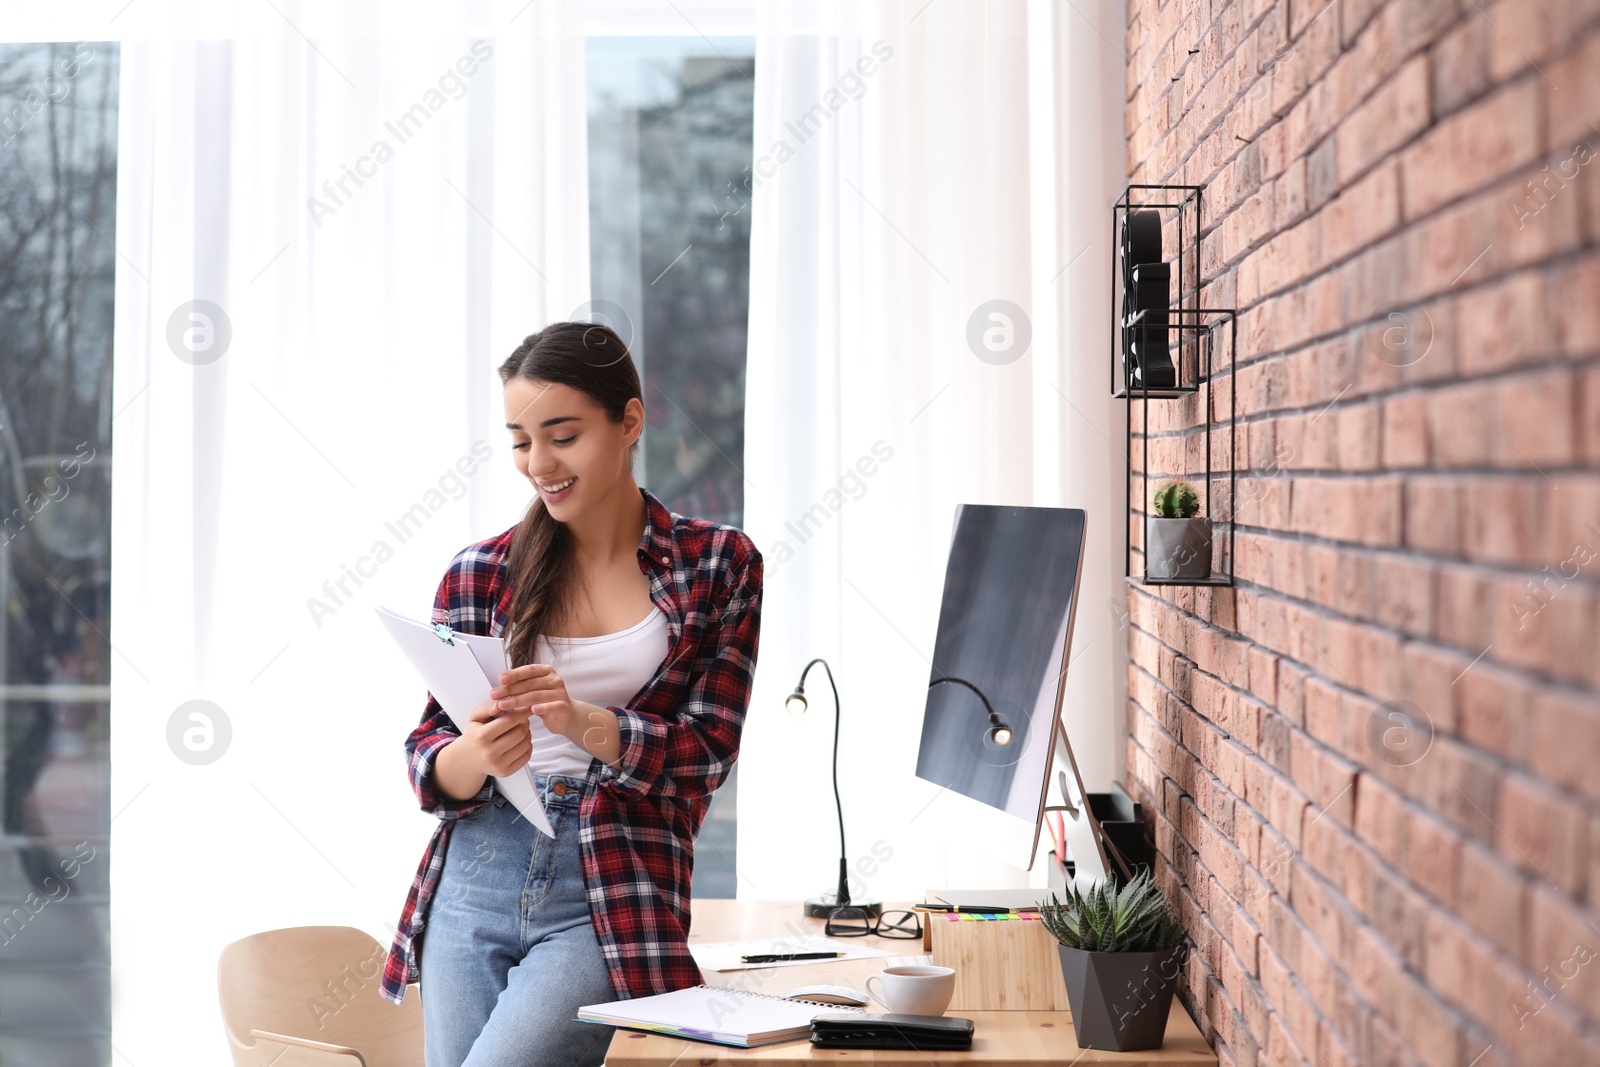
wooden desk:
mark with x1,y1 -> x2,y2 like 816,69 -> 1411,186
602,900 -> 1217,1065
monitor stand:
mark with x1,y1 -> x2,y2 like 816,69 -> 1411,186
1037,718 -> 1134,888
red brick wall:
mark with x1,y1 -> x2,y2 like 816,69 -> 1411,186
1121,1 -> 1600,1064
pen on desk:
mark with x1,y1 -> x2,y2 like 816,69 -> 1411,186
925,900 -> 1009,914
739,951 -> 845,963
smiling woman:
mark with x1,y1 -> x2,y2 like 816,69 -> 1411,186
384,322 -> 764,1067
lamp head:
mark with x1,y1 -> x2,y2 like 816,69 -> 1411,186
785,688 -> 808,715
929,675 -> 1013,748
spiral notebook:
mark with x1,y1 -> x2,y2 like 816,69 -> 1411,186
575,983 -> 865,1047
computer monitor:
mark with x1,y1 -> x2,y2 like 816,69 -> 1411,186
913,503 -> 1111,879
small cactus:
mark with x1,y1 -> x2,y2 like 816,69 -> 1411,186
1152,480 -> 1200,518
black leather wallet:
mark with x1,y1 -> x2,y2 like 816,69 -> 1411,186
810,1012 -> 975,1050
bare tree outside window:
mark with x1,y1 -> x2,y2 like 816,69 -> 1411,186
0,39 -> 118,1067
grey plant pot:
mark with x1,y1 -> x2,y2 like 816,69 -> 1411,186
1145,516 -> 1212,580
1057,943 -> 1183,1051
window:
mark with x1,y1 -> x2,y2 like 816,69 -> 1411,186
587,35 -> 754,898
0,39 -> 118,1067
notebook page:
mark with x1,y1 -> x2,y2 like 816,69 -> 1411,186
577,984 -> 860,1044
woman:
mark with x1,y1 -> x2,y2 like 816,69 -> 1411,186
378,322 -> 764,1067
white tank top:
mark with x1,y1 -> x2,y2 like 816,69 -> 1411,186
522,606 -> 671,778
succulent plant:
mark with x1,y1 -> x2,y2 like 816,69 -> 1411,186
1152,480 -> 1200,519
1038,869 -> 1186,953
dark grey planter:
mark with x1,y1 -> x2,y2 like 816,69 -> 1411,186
1057,943 -> 1183,1051
1145,516 -> 1211,580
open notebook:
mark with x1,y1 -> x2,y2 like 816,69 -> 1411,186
575,983 -> 865,1047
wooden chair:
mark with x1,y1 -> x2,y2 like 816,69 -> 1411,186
217,926 -> 424,1066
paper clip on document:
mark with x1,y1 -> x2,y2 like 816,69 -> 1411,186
433,623 -> 456,645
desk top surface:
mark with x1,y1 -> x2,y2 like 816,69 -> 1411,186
602,899 -> 1217,1066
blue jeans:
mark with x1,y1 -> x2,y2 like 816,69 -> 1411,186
420,772 -> 617,1067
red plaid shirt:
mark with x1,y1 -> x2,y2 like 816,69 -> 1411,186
380,485 -> 763,1005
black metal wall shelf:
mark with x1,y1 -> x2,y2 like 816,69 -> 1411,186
1113,183 -> 1236,587
1113,184 -> 1203,398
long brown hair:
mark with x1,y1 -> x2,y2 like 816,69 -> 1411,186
498,322 -> 643,671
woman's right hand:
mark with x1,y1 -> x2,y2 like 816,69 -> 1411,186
456,699 -> 536,778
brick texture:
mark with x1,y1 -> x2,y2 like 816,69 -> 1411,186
1122,1 -> 1600,1063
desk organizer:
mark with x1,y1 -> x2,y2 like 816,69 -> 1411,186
1088,785 -> 1153,880
923,912 -> 1071,1012
1048,784 -> 1152,886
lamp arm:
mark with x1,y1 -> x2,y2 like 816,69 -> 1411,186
797,658 -> 850,907
929,675 -> 1002,722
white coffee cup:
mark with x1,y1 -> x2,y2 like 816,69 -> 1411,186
863,965 -> 956,1016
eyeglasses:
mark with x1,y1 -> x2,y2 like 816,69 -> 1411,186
824,907 -> 923,939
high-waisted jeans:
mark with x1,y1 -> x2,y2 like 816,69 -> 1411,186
420,772 -> 617,1067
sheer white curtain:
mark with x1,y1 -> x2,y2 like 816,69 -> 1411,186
102,1 -> 587,1060
738,0 -> 1126,904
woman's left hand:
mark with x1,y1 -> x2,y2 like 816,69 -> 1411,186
491,664 -> 576,737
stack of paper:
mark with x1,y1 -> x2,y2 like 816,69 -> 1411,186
689,934 -> 898,972
375,605 -> 553,837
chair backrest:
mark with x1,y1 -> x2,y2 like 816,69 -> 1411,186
217,925 -> 423,1067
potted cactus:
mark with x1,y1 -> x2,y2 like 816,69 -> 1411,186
1039,870 -> 1188,1051
1146,479 -> 1212,580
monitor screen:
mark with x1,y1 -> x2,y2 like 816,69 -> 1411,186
914,504 -> 1088,836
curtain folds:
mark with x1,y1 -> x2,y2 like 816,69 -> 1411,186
737,0 -> 1126,903
108,2 -> 588,1060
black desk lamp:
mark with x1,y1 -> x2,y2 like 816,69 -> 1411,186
786,658 -> 883,920
928,675 -> 1013,746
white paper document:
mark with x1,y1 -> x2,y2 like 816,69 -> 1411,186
375,605 -> 554,837
689,934 -> 901,972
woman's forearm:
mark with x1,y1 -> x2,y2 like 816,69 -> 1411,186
434,735 -> 489,802
568,701 -> 623,769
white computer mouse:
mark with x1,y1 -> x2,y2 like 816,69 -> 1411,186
784,983 -> 870,1006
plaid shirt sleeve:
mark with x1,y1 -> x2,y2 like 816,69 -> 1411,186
404,561 -> 496,817
595,536 -> 762,800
